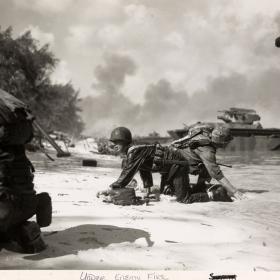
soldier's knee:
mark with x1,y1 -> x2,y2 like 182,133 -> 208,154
0,208 -> 10,221
0,202 -> 12,224
16,221 -> 47,253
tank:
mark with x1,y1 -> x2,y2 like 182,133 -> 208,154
167,108 -> 280,151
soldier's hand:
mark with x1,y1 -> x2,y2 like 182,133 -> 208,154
96,191 -> 104,198
96,188 -> 113,198
232,190 -> 246,200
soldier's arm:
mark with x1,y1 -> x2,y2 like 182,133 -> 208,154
218,177 -> 244,200
197,146 -> 244,200
196,146 -> 224,181
110,148 -> 146,189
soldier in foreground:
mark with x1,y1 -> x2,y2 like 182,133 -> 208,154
0,89 -> 52,253
99,126 -> 190,203
173,124 -> 244,202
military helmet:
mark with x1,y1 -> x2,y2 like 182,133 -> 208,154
211,126 -> 233,145
209,185 -> 232,202
110,127 -> 132,144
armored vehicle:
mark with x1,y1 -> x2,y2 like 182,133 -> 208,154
167,108 -> 280,151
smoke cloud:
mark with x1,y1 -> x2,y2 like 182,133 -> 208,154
81,53 -> 140,136
81,12 -> 280,138
93,53 -> 137,94
81,54 -> 280,137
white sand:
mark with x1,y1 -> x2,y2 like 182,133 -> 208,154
0,140 -> 279,271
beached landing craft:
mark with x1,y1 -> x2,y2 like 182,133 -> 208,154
167,108 -> 280,151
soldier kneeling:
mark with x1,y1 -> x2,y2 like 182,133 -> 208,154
0,89 -> 52,253
98,127 -> 190,203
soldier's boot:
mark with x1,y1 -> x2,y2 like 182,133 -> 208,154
36,192 -> 52,227
162,185 -> 174,196
16,221 -> 47,254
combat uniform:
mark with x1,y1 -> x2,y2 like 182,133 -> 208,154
110,144 -> 190,202
179,145 -> 224,180
0,89 -> 51,253
176,144 -> 233,203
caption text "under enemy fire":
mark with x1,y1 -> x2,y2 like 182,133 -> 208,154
80,272 -> 169,280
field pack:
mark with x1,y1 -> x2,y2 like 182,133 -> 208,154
172,122 -> 215,149
0,89 -> 34,145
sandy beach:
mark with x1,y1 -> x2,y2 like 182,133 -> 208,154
0,140 -> 279,271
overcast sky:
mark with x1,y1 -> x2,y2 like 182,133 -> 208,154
1,0 -> 280,135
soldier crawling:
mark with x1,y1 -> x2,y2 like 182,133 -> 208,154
0,89 -> 52,253
99,126 -> 190,203
99,125 -> 244,205
172,124 -> 244,202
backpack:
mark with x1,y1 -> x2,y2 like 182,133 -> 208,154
110,188 -> 139,206
173,122 -> 215,149
0,89 -> 34,145
0,89 -> 33,124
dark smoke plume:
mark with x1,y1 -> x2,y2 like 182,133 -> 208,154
80,53 -> 140,136
81,15 -> 280,138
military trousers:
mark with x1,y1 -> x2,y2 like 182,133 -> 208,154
160,165 -> 190,202
0,192 -> 37,234
0,144 -> 36,236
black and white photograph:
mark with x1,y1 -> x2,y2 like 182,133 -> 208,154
0,0 -> 280,278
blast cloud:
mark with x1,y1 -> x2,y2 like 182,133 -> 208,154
81,53 -> 140,136
93,53 -> 137,94
81,11 -> 280,137
81,51 -> 280,137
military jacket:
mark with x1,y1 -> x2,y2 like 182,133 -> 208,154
179,145 -> 224,181
110,145 -> 156,189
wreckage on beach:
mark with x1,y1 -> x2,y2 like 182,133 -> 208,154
168,108 -> 280,151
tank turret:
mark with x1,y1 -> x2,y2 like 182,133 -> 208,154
217,108 -> 261,127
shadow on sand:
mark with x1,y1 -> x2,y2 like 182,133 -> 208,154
22,224 -> 153,261
240,189 -> 269,194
